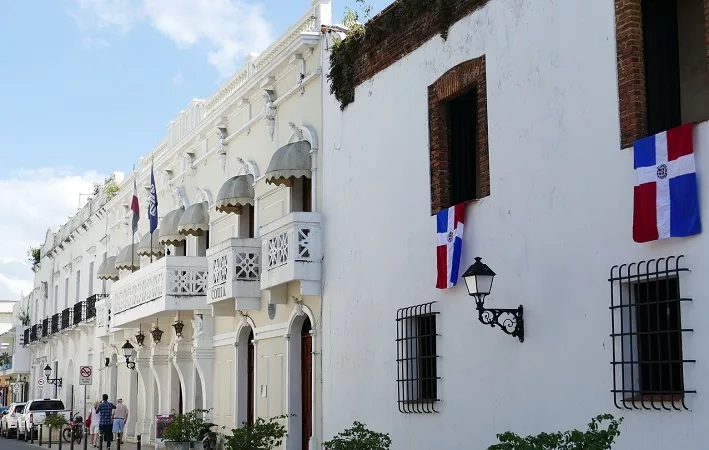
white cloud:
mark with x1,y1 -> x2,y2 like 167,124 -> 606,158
70,0 -> 273,77
0,168 -> 105,299
172,71 -> 185,86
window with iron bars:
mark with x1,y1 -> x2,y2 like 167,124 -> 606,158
609,255 -> 695,410
396,302 -> 440,414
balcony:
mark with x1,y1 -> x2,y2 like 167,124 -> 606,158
51,314 -> 60,334
41,319 -> 49,338
260,212 -> 322,297
95,297 -> 111,338
207,238 -> 261,314
61,308 -> 73,330
86,294 -> 104,320
23,328 -> 29,346
110,256 -> 208,328
30,325 -> 38,343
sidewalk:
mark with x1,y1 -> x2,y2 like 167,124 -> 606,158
28,441 -> 145,450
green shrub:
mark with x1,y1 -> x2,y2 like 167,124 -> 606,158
324,421 -> 391,450
43,414 -> 69,429
224,415 -> 288,450
162,409 -> 212,442
488,414 -> 623,450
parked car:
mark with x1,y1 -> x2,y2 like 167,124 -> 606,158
0,403 -> 25,438
18,399 -> 70,441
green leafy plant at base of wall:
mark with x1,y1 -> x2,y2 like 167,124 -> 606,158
162,409 -> 214,442
488,414 -> 623,450
43,414 -> 69,429
324,421 -> 392,450
224,415 -> 289,450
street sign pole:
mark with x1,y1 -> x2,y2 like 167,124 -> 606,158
79,366 -> 93,423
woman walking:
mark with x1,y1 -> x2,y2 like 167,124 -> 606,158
90,401 -> 100,447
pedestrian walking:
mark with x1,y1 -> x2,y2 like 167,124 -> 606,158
112,399 -> 129,444
90,401 -> 101,447
97,394 -> 116,449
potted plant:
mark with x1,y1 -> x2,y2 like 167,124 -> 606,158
162,409 -> 214,450
324,421 -> 392,450
43,414 -> 69,443
487,414 -> 623,450
224,415 -> 288,450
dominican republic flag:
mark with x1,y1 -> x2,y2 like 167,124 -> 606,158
148,165 -> 158,234
436,203 -> 466,289
633,123 -> 701,243
131,177 -> 140,234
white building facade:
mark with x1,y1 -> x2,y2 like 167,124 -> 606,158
24,1 -> 332,448
320,0 -> 709,449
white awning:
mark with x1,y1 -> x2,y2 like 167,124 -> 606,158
137,230 -> 164,257
158,207 -> 186,245
115,244 -> 140,271
215,175 -> 254,214
97,256 -> 119,281
178,201 -> 210,236
265,140 -> 312,186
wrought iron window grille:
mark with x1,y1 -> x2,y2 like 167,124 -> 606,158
396,301 -> 440,414
609,255 -> 695,411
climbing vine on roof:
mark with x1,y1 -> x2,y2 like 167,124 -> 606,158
328,0 -> 435,110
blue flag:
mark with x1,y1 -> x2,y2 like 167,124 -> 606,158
148,164 -> 158,233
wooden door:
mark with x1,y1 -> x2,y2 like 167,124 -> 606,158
247,331 -> 255,426
301,319 -> 313,449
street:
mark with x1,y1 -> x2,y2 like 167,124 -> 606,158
0,438 -> 141,450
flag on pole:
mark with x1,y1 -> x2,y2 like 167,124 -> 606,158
633,123 -> 701,243
436,203 -> 466,289
131,177 -> 140,234
148,164 -> 158,233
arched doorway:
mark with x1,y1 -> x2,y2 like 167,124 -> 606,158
236,324 -> 255,427
300,318 -> 312,450
247,330 -> 255,426
170,365 -> 183,414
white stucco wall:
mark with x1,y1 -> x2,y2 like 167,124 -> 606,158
321,1 -> 709,449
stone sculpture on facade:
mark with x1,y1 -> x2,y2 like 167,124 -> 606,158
262,90 -> 276,140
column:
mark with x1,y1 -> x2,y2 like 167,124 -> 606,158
135,351 -> 152,442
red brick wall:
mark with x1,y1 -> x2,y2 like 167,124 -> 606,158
615,0 -> 709,148
428,56 -> 490,215
351,0 -> 490,91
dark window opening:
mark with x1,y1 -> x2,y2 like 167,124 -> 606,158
634,278 -> 684,394
248,205 -> 255,239
642,0 -> 681,135
247,329 -> 255,427
302,178 -> 312,213
396,302 -> 440,414
205,230 -> 210,251
609,256 -> 695,410
447,88 -> 479,205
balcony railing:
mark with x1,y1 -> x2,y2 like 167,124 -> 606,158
260,212 -> 322,295
207,238 -> 261,311
23,328 -> 29,346
61,308 -> 72,330
73,301 -> 84,325
86,294 -> 106,320
51,314 -> 60,334
41,319 -> 49,338
30,325 -> 38,342
110,256 -> 207,327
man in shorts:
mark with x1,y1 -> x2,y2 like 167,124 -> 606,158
112,399 -> 129,444
97,394 -> 116,449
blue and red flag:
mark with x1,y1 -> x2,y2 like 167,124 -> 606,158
633,123 -> 701,243
436,203 -> 466,289
131,178 -> 140,234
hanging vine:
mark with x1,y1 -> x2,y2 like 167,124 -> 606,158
328,0 -> 489,110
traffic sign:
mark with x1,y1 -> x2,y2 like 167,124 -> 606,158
13,383 -> 21,393
37,378 -> 45,388
79,366 -> 93,385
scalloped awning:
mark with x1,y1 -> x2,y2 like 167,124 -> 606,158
178,201 -> 209,236
265,140 -> 312,186
158,207 -> 186,246
115,244 -> 140,271
137,229 -> 164,257
215,175 -> 254,214
97,256 -> 119,281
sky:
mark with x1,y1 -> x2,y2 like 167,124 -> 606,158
0,0 -> 391,300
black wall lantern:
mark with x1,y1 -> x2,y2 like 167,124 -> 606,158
43,364 -> 62,387
462,257 -> 524,342
151,324 -> 164,344
173,313 -> 184,339
135,329 -> 146,347
121,340 -> 136,370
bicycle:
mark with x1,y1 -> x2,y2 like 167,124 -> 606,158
62,412 -> 84,444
